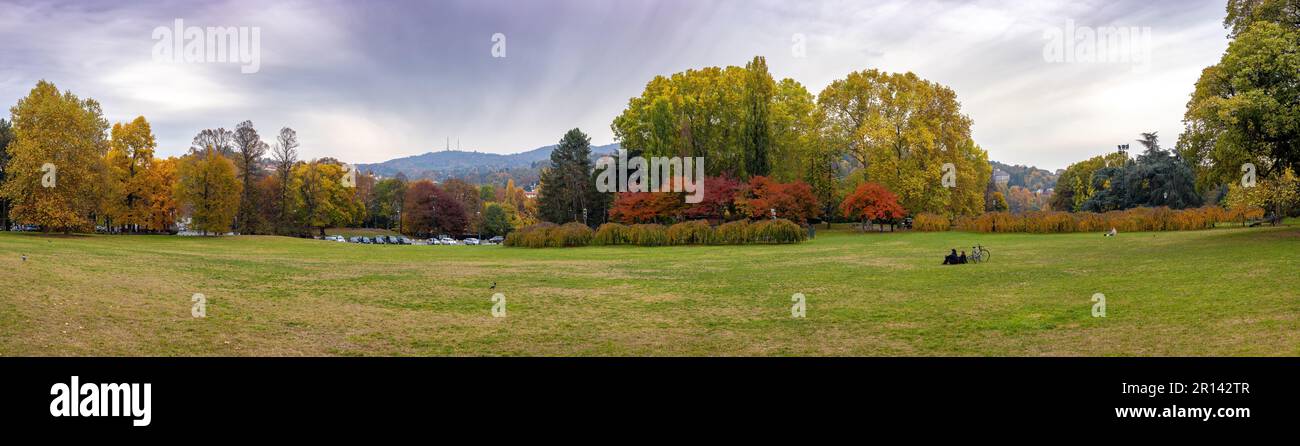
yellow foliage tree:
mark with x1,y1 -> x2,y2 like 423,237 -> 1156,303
0,81 -> 109,232
289,160 -> 363,236
818,70 -> 991,217
104,116 -> 159,230
175,147 -> 241,235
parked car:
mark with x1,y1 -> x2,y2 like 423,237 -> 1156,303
396,236 -> 411,245
440,237 -> 458,245
360,237 -> 373,244
488,236 -> 504,244
463,238 -> 480,245
349,237 -> 361,243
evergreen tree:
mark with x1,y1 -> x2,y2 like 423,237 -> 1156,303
538,128 -> 601,225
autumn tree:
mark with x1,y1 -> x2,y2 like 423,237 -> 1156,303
609,192 -> 688,224
818,70 -> 990,217
0,118 -> 13,230
0,81 -> 109,232
232,120 -> 268,233
270,127 -> 299,234
104,116 -> 159,231
401,180 -> 467,237
735,176 -> 820,224
611,59 -> 822,180
288,160 -> 362,237
1179,16 -> 1300,199
682,175 -> 741,221
441,178 -> 483,233
191,128 -> 235,158
990,191 -> 1009,212
141,157 -> 179,231
1051,151 -> 1130,212
839,182 -> 907,231
175,147 -> 241,235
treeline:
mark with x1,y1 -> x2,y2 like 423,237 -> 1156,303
599,57 -> 991,224
0,80 -> 538,237
504,219 -> 807,248
1047,2 -> 1300,221
914,206 -> 1261,233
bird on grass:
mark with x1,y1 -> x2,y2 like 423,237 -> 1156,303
489,281 -> 496,290
21,254 -> 28,262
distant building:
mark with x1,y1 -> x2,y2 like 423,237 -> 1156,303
993,169 -> 1011,186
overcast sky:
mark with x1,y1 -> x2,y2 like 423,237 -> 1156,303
0,0 -> 1228,170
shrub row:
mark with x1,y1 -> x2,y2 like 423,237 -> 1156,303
513,219 -> 809,248
911,213 -> 951,232
503,222 -> 593,247
952,206 -> 1263,233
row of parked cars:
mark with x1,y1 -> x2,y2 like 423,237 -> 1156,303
321,235 -> 504,245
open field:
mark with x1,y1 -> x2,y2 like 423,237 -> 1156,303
1,224 -> 1298,356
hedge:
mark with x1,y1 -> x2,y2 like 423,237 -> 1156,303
514,219 -> 808,247
952,206 -> 1260,233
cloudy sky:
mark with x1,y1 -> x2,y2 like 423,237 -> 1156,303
0,0 -> 1228,170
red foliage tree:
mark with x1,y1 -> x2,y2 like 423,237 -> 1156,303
735,176 -> 820,224
839,182 -> 907,231
402,180 -> 469,236
683,175 -> 742,221
609,191 -> 686,224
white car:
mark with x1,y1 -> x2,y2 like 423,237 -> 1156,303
463,238 -> 480,245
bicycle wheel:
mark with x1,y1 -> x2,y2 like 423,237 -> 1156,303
979,248 -> 990,262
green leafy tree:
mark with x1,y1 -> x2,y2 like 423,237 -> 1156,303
481,202 -> 513,238
742,56 -> 774,177
371,177 -> 407,231
1178,17 -> 1300,190
1225,0 -> 1300,37
1051,151 -> 1130,212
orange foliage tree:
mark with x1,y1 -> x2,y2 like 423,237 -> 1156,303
735,176 -> 820,223
839,182 -> 907,231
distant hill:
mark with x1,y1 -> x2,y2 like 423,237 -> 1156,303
990,161 -> 1058,191
355,143 -> 620,185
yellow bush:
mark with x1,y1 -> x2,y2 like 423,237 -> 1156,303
912,213 -> 950,231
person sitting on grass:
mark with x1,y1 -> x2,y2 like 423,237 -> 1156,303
959,251 -> 968,264
943,249 -> 958,265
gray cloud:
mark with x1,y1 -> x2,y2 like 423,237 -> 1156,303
0,0 -> 1228,169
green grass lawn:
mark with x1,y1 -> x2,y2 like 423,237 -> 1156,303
1,224 -> 1297,356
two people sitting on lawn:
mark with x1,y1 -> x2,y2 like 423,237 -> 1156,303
942,249 -> 969,265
